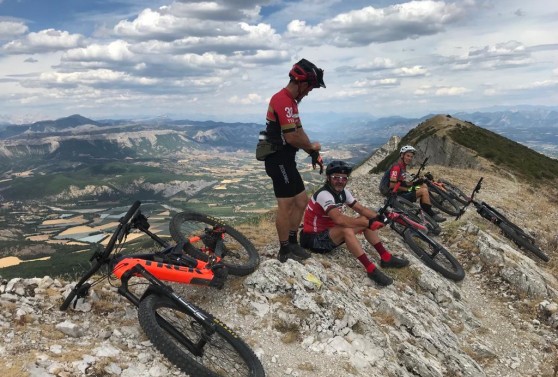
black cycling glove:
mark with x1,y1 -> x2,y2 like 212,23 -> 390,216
309,151 -> 324,174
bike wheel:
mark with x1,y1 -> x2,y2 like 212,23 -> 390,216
499,222 -> 549,262
138,294 -> 265,377
428,184 -> 461,216
439,179 -> 469,205
392,197 -> 441,236
170,211 -> 259,276
403,229 -> 465,281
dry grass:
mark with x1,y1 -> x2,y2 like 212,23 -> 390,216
235,210 -> 278,248
297,362 -> 316,372
462,345 -> 498,366
342,361 -> 359,375
372,311 -> 396,327
388,266 -> 422,290
273,318 -> 301,343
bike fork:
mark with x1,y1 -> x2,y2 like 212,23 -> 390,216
118,265 -> 216,356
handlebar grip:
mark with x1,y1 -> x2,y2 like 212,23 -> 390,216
120,200 -> 141,225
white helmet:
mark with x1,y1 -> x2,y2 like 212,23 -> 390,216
400,145 -> 416,154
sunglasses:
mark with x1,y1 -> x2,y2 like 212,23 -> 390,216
331,175 -> 348,182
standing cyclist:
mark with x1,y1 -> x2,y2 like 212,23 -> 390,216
380,145 -> 446,222
264,58 -> 326,263
300,161 -> 409,286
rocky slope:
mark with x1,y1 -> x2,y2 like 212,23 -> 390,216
1,143 -> 558,377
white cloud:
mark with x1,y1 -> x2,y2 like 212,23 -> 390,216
2,29 -> 86,54
393,66 -> 428,77
0,20 -> 28,39
63,40 -> 135,62
228,93 -> 263,105
0,0 -> 557,121
285,1 -> 473,46
435,86 -> 469,96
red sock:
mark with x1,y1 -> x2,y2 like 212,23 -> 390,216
373,242 -> 392,262
357,254 -> 376,273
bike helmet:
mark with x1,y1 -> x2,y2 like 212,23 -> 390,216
289,58 -> 326,89
326,160 -> 352,176
400,145 -> 416,154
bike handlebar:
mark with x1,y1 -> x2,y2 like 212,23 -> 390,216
91,201 -> 142,262
415,157 -> 429,178
455,177 -> 483,220
122,200 -> 141,225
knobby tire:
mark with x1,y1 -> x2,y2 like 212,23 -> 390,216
428,185 -> 461,216
403,229 -> 465,281
439,179 -> 469,205
392,197 -> 441,236
498,222 -> 549,262
169,210 -> 259,276
138,294 -> 265,377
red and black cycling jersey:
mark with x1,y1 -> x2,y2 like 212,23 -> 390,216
265,88 -> 302,157
389,161 -> 408,184
303,184 -> 357,233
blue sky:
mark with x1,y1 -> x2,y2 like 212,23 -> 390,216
0,0 -> 557,124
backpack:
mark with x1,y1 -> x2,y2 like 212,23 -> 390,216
379,163 -> 397,196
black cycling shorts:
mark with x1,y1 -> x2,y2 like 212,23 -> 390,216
299,230 -> 342,253
265,158 -> 305,198
398,190 -> 417,202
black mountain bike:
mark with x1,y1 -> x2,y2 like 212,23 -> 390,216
379,182 -> 465,281
60,201 -> 265,377
457,178 -> 549,262
412,158 -> 462,217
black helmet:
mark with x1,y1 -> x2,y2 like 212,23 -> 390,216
289,58 -> 326,89
326,160 -> 352,176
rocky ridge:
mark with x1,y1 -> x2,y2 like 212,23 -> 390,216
1,143 -> 558,377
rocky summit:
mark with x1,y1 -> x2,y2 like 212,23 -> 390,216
1,133 -> 558,377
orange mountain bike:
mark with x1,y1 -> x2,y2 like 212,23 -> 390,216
60,201 -> 265,377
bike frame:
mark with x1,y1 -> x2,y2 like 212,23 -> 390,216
117,263 -> 216,357
380,182 -> 447,260
379,181 -> 428,233
456,177 -> 536,243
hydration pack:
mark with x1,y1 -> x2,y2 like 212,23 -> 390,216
378,167 -> 392,196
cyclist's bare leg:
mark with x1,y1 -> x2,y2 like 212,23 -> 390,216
276,197 -> 296,242
415,184 -> 431,205
329,227 -> 366,258
362,228 -> 381,245
290,191 -> 308,236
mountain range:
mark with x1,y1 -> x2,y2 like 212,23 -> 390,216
1,108 -> 557,164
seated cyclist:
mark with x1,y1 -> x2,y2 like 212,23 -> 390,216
299,160 -> 409,287
381,145 -> 446,222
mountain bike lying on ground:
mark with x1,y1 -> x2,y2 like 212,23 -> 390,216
457,178 -> 549,262
391,196 -> 441,236
411,158 -> 462,217
60,201 -> 265,377
377,182 -> 465,281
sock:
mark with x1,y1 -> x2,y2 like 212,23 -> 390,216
373,242 -> 392,262
357,254 -> 376,273
421,203 -> 436,217
288,230 -> 297,244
